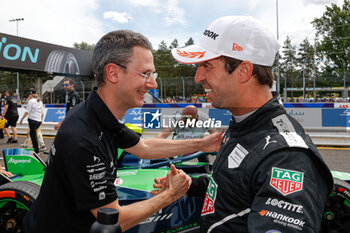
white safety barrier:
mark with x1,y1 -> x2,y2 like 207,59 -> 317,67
11,106 -> 350,146
305,127 -> 350,146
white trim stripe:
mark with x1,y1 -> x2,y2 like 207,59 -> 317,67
207,208 -> 251,233
272,114 -> 308,149
178,226 -> 200,233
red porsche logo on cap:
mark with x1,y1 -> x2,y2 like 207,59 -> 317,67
176,50 -> 206,58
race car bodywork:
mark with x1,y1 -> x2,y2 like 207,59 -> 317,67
0,148 -> 206,233
0,148 -> 349,233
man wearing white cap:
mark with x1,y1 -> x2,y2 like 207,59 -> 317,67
158,16 -> 333,232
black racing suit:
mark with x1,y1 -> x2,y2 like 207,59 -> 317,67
188,95 -> 333,232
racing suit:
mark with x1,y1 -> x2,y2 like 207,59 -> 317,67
188,95 -> 333,232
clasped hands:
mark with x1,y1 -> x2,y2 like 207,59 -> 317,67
151,164 -> 191,199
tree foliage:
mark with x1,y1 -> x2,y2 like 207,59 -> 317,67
185,37 -> 194,46
73,41 -> 95,51
297,38 -> 316,88
280,36 -> 298,91
312,0 -> 350,73
3,0 -> 350,102
152,38 -> 199,99
169,39 -> 179,49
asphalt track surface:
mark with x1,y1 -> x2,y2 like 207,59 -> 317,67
0,134 -> 349,173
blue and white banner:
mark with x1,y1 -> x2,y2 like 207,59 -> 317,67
209,109 -> 232,126
123,108 -> 142,125
44,108 -> 66,122
11,104 -> 350,130
287,108 -> 322,128
322,109 -> 350,127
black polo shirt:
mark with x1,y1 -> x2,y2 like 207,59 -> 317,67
24,88 -> 140,233
66,89 -> 81,113
4,95 -> 18,118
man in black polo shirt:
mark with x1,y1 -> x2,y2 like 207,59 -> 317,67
2,89 -> 19,143
64,78 -> 81,113
55,78 -> 81,130
24,30 -> 223,233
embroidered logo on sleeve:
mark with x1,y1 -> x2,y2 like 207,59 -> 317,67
272,114 -> 308,149
270,167 -> 304,195
263,135 -> 277,150
228,143 -> 248,169
201,177 -> 218,216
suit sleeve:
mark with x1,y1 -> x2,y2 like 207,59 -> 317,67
117,123 -> 140,149
187,175 -> 210,198
247,148 -> 332,233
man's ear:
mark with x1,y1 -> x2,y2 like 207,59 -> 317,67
237,61 -> 254,84
105,63 -> 121,84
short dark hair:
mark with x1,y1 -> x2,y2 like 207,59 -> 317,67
64,77 -> 75,86
92,30 -> 153,87
221,56 -> 274,88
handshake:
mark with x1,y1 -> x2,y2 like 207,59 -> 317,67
151,165 -> 192,201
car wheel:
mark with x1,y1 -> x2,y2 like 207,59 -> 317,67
0,181 -> 40,233
321,178 -> 350,233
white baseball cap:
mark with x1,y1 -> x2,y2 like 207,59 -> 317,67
171,16 -> 280,66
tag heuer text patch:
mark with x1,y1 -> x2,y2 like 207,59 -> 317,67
270,167 -> 304,195
201,177 -> 218,216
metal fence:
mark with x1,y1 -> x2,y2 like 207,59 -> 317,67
0,70 -> 349,104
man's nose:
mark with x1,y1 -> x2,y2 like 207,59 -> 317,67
194,66 -> 205,83
146,76 -> 158,89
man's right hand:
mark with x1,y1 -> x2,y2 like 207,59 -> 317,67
164,165 -> 192,201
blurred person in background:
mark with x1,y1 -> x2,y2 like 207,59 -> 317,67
21,128 -> 47,151
0,92 -> 4,139
156,105 -> 217,163
54,78 -> 81,130
19,89 -> 44,154
20,95 -> 46,151
2,89 -> 19,143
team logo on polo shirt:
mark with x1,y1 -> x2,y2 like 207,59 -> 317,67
201,177 -> 217,216
270,167 -> 304,195
143,109 -> 161,129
